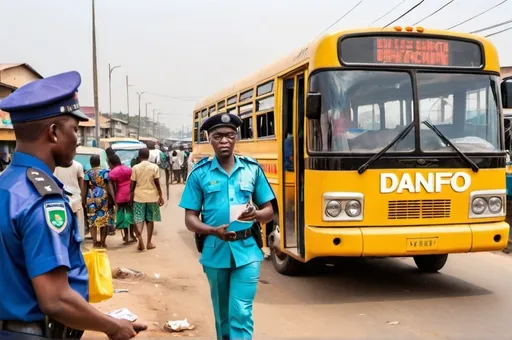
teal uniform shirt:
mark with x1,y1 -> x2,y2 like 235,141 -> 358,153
179,155 -> 275,269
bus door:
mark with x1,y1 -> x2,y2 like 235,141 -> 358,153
281,72 -> 306,257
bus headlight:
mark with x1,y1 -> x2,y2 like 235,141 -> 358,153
471,197 -> 487,215
469,190 -> 506,218
488,196 -> 503,214
325,200 -> 342,217
323,192 -> 364,221
345,200 -> 362,217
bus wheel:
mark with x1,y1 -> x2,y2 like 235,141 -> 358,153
268,228 -> 303,276
413,254 -> 448,273
270,248 -> 304,276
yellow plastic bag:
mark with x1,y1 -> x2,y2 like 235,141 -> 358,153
82,248 -> 114,303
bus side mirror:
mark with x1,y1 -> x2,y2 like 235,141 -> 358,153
501,79 -> 512,109
306,92 -> 322,120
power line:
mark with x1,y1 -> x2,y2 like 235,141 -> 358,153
317,0 -> 364,37
485,25 -> 512,37
382,0 -> 425,29
147,92 -> 202,102
470,18 -> 512,33
369,0 -> 406,26
412,0 -> 455,25
446,0 -> 508,30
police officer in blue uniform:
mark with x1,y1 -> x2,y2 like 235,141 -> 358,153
179,113 -> 275,340
0,71 -> 146,340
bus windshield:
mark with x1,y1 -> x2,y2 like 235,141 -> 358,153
308,70 -> 500,154
309,70 -> 415,153
417,73 -> 499,153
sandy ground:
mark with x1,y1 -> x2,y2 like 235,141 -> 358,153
82,184 -> 512,340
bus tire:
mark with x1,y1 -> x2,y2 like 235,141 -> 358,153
270,249 -> 304,276
413,254 -> 448,273
268,233 -> 303,276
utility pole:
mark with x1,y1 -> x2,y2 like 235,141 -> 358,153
157,112 -> 161,139
137,92 -> 146,139
108,63 -> 121,137
152,108 -> 159,137
92,0 -> 100,146
145,102 -> 151,136
126,75 -> 133,116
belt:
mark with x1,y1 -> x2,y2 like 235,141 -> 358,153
1,320 -> 44,337
0,319 -> 84,339
230,228 -> 252,241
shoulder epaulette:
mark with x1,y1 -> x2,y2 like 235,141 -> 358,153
190,156 -> 212,174
238,155 -> 262,168
26,168 -> 62,197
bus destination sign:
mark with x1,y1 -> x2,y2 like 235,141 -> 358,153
375,38 -> 449,66
339,36 -> 482,68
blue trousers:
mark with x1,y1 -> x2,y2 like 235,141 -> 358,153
203,261 -> 261,340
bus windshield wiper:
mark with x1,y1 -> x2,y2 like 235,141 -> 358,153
422,120 -> 479,173
358,121 -> 415,174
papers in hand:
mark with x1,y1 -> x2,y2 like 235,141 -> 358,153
229,204 -> 253,223
106,308 -> 138,322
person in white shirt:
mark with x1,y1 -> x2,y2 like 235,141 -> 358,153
54,160 -> 86,239
148,143 -> 161,166
175,145 -> 185,183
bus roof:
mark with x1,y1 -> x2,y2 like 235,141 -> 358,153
194,27 -> 499,111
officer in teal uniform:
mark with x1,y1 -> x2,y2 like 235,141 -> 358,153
180,113 -> 275,340
0,71 -> 146,340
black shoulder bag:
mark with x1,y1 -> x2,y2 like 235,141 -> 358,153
195,214 -> 206,253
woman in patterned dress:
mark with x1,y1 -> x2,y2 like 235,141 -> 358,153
84,154 -> 111,248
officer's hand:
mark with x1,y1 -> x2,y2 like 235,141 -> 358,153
214,224 -> 237,241
108,319 -> 147,340
238,205 -> 256,222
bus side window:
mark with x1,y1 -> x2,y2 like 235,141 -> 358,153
240,116 -> 253,140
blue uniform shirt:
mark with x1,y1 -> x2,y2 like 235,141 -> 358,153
0,152 -> 89,322
179,155 -> 275,269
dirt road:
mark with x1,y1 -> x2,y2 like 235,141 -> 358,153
83,184 -> 512,340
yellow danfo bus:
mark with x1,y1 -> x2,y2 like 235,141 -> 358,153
192,26 -> 512,275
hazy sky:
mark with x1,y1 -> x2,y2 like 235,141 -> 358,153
2,0 -> 512,130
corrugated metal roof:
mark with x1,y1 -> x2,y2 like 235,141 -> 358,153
79,115 -> 109,128
80,106 -> 96,117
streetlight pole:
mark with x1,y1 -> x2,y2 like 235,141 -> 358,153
145,102 -> 152,136
92,0 -> 100,147
108,63 -> 121,137
137,92 -> 146,139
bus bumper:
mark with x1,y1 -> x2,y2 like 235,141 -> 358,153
304,222 -> 510,261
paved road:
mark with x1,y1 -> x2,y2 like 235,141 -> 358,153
87,184 -> 512,339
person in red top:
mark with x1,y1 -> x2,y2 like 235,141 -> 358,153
108,154 -> 137,244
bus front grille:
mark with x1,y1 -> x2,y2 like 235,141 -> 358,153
387,199 -> 451,219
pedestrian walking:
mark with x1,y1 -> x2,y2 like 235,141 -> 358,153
108,154 -> 137,244
159,146 -> 171,200
130,148 -> 164,251
0,71 -> 146,339
171,150 -> 181,183
182,146 -> 190,183
148,142 -> 161,166
84,154 -> 111,248
179,113 -> 275,340
54,159 -> 86,240
177,145 -> 186,182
